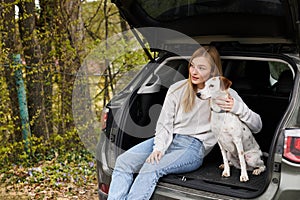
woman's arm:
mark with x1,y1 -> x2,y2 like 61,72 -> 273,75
153,88 -> 177,155
228,89 -> 263,133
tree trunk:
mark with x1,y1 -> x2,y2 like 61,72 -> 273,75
18,0 -> 48,138
1,0 -> 23,142
38,0 -> 58,138
56,0 -> 85,134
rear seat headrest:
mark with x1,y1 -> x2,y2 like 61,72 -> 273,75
245,61 -> 271,88
276,70 -> 293,95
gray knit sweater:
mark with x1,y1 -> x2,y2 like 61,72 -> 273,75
153,79 -> 262,155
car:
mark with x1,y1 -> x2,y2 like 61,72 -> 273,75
96,0 -> 300,199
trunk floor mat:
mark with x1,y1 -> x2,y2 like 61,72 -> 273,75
160,150 -> 268,198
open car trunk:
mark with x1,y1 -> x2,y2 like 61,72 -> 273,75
113,0 -> 299,48
115,51 -> 295,198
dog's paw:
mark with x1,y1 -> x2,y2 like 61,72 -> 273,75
240,174 -> 249,182
222,170 -> 230,177
252,168 -> 262,175
252,166 -> 266,175
252,167 -> 265,175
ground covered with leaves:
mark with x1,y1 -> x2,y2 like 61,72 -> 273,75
0,132 -> 99,199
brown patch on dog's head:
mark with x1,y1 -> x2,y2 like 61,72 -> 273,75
219,76 -> 232,90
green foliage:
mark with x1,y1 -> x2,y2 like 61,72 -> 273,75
0,68 -> 15,140
0,1 -> 152,197
0,131 -> 97,198
0,129 -> 83,168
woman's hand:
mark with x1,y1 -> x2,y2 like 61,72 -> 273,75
215,95 -> 234,112
146,150 -> 163,164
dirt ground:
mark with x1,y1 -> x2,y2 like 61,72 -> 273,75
0,183 -> 99,200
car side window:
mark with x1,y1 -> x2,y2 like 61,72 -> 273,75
223,59 -> 294,98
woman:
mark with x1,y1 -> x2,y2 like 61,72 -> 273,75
107,46 -> 262,200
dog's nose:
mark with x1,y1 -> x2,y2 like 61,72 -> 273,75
196,92 -> 201,98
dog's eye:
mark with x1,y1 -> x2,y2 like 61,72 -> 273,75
209,84 -> 214,88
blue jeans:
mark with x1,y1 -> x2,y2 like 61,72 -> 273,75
107,134 -> 205,200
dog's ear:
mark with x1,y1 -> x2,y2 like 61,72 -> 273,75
220,76 -> 232,90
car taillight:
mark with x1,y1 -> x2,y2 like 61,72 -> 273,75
100,183 -> 110,195
284,129 -> 300,164
101,108 -> 109,130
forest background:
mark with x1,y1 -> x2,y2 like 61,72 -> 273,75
0,0 -> 149,199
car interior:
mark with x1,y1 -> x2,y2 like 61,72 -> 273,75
119,54 -> 294,198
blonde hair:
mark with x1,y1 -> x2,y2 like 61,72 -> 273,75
182,46 -> 222,112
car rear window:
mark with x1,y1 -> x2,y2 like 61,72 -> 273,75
136,0 -> 284,21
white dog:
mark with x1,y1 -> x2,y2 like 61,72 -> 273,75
200,76 -> 266,182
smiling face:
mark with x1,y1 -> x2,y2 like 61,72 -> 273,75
189,56 -> 212,89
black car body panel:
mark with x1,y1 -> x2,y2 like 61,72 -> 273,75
112,0 -> 299,45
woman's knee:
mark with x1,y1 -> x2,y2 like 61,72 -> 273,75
115,151 -> 148,173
